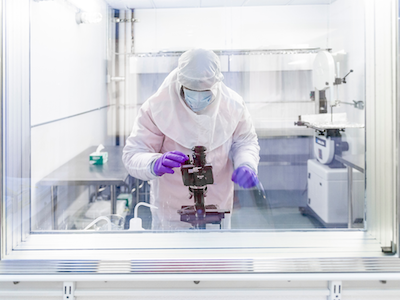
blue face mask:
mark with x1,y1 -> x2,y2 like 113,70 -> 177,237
183,88 -> 213,112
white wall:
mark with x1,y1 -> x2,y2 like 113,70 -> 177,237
134,6 -> 329,52
31,0 -> 108,126
132,5 -> 329,135
326,0 -> 366,156
30,0 -> 111,229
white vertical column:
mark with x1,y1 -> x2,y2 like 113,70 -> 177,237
107,8 -> 117,140
365,0 -> 398,249
117,10 -> 125,145
3,0 -> 31,253
123,10 -> 132,143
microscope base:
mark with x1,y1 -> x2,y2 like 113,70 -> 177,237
178,205 -> 230,229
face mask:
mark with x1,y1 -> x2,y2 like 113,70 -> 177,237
183,88 -> 213,112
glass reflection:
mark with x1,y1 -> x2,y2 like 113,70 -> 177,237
20,0 -> 366,233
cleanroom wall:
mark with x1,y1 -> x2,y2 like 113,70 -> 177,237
30,0 -> 111,230
132,4 -> 329,121
133,6 -> 329,52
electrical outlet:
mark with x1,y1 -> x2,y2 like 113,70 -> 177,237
328,281 -> 342,300
63,282 -> 75,300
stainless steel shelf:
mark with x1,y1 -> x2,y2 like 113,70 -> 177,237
335,155 -> 365,173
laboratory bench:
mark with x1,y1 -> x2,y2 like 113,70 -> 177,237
255,127 -> 313,138
39,145 -> 130,229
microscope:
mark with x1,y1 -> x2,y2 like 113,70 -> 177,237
178,146 -> 230,229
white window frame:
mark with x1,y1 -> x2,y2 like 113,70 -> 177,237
0,0 -> 399,279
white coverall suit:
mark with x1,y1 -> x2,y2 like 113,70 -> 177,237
123,49 -> 260,230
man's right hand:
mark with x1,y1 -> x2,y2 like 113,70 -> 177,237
153,151 -> 188,176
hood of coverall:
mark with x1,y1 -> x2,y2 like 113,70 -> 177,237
177,48 -> 224,91
147,48 -> 246,152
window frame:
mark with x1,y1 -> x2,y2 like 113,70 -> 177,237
1,0 -> 399,277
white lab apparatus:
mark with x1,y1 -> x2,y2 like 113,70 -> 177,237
301,50 -> 365,227
313,50 -> 336,104
307,159 -> 363,226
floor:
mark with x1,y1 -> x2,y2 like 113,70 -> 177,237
231,189 -> 322,230
231,207 -> 319,230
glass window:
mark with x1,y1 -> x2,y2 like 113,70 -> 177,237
1,0 -> 398,273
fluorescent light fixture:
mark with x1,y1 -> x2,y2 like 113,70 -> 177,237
76,12 -> 103,24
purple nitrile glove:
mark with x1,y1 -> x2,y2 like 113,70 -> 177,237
153,151 -> 188,176
231,165 -> 259,188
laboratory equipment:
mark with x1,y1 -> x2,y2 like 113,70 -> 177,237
178,146 -> 230,229
307,159 -> 363,226
296,116 -> 364,227
312,50 -> 359,119
293,122 -> 364,227
129,202 -> 158,230
293,50 -> 365,227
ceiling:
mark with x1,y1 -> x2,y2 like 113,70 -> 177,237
104,0 -> 336,10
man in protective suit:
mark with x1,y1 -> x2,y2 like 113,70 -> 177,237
123,48 -> 260,230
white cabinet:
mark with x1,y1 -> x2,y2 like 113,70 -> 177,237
307,159 -> 364,226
